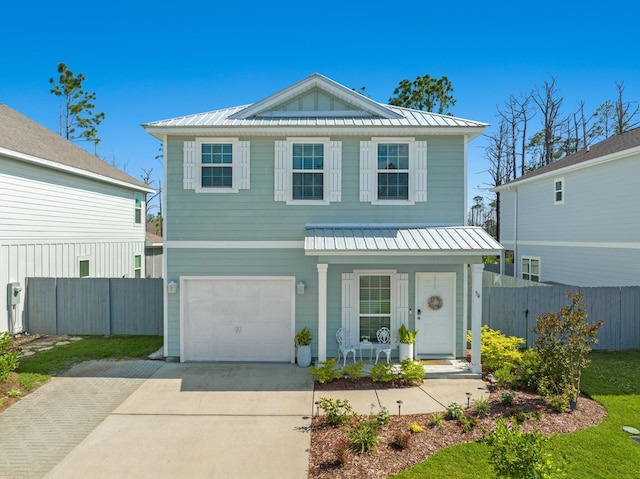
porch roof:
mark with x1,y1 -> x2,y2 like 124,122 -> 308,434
304,226 -> 503,256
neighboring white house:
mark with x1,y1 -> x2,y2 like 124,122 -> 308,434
494,127 -> 640,286
0,103 -> 155,333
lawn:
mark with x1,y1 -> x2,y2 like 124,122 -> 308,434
0,335 -> 163,413
393,350 -> 640,478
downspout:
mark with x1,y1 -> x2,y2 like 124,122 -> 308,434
513,187 -> 518,278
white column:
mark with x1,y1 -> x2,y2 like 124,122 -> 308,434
317,263 -> 328,362
471,263 -> 484,374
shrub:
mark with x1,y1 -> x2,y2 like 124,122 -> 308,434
473,396 -> 490,418
317,397 -> 354,426
500,391 -> 515,406
0,332 -> 19,382
7,389 -> 22,398
511,407 -> 527,423
484,418 -> 565,479
459,415 -> 480,433
375,407 -> 391,426
514,348 -> 542,390
348,418 -> 379,453
532,291 -> 604,404
392,432 -> 411,449
370,362 -> 397,382
409,422 -> 423,433
430,412 -> 444,428
310,358 -> 342,384
494,365 -> 515,387
445,402 -> 464,420
333,439 -> 350,466
550,393 -> 570,413
468,325 -> 524,373
400,359 -> 425,383
341,361 -> 365,380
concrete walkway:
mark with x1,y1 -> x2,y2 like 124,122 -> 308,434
1,361 -> 488,479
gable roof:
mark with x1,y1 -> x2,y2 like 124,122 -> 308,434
143,73 -> 488,138
0,103 -> 152,192
495,127 -> 640,190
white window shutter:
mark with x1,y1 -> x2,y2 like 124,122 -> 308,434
359,141 -> 374,202
183,141 -> 196,190
274,141 -> 289,202
395,273 -> 409,341
414,141 -> 428,202
341,273 -> 358,344
236,141 -> 251,190
328,141 -> 342,203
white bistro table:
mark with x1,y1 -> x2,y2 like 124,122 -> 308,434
357,341 -> 375,363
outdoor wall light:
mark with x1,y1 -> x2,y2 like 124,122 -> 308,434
167,280 -> 178,294
297,281 -> 305,295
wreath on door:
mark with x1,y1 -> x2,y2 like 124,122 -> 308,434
427,295 -> 443,311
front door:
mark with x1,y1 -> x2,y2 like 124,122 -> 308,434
415,272 -> 456,357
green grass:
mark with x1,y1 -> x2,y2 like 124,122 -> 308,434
394,350 -> 640,478
17,335 -> 163,376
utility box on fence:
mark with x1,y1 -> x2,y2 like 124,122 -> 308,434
7,282 -> 22,306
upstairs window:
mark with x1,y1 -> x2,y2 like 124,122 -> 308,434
134,255 -> 142,278
201,144 -> 233,188
292,143 -> 324,200
182,139 -> 250,193
377,143 -> 409,200
522,257 -> 540,282
554,178 -> 564,204
79,259 -> 90,278
134,193 -> 143,224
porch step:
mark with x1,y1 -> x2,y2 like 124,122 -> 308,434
426,371 -> 482,379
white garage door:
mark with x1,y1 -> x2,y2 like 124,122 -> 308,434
182,277 -> 294,362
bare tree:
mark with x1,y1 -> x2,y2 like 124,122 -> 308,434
614,81 -> 640,134
532,77 -> 564,166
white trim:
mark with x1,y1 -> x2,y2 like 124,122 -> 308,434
317,264 -> 328,362
307,250 -> 501,256
470,264 -> 483,373
78,256 -> 92,278
162,134 -> 169,358
353,269 -> 398,347
553,177 -> 564,205
282,137 -> 334,205
521,256 -> 541,282
166,240 -> 303,249
193,137 -> 245,193
500,239 -> 640,249
463,135 -> 468,218
0,146 -> 154,193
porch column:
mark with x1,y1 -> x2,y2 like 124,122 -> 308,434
471,263 -> 484,373
317,263 -> 328,362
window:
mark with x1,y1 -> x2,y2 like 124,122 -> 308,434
201,144 -> 233,188
274,138 -> 341,204
292,143 -> 324,200
134,255 -> 142,278
359,275 -> 391,342
182,139 -> 250,192
134,193 -> 143,224
377,143 -> 409,200
522,257 -> 540,282
359,138 -> 427,204
554,178 -> 564,204
79,259 -> 90,278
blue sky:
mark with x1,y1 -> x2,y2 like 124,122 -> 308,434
3,1 -> 639,212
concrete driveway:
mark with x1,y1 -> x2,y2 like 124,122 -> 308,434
44,362 -> 314,479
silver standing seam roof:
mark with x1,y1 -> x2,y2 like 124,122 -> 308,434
305,226 -> 503,255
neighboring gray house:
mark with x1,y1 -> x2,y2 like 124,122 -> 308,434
0,103 -> 154,333
143,73 -> 501,370
494,127 -> 640,286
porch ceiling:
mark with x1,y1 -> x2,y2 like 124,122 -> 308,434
304,226 -> 503,256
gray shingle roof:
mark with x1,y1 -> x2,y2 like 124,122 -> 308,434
0,103 -> 149,190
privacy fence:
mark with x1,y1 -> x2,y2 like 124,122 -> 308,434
483,278 -> 640,350
26,278 -> 162,336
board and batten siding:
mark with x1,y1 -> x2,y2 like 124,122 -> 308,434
499,154 -> 640,286
0,154 -> 146,332
165,136 -> 466,243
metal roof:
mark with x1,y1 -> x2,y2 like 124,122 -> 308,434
304,226 -> 503,255
144,104 -> 487,129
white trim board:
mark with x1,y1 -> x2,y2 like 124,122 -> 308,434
499,240 -> 640,250
166,240 -> 304,249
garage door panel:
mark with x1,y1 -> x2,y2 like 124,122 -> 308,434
182,278 -> 294,362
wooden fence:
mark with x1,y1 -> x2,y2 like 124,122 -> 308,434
25,278 -> 162,336
483,284 -> 640,350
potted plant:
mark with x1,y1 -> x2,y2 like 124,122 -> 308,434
294,327 -> 312,367
398,324 -> 418,361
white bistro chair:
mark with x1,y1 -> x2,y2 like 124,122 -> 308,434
374,327 -> 392,364
336,328 -> 357,366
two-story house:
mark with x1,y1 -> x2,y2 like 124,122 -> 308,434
0,103 -> 154,333
494,127 -> 640,286
143,74 -> 501,372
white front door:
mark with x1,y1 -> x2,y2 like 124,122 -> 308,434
415,272 -> 456,357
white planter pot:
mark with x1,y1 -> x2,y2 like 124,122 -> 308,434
398,343 -> 414,362
296,345 -> 311,367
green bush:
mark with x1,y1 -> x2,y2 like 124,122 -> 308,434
375,407 -> 391,426
0,332 -> 19,382
445,402 -> 464,420
500,391 -> 515,406
348,418 -> 379,453
310,358 -> 342,383
468,325 -> 524,373
514,348 -> 542,390
429,412 -> 444,428
484,418 -> 565,479
341,361 -> 365,380
494,365 -> 515,387
317,397 -> 354,426
473,396 -> 490,418
370,362 -> 397,382
400,359 -> 425,383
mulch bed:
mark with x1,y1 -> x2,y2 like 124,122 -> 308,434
308,379 -> 607,479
